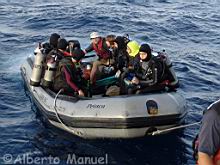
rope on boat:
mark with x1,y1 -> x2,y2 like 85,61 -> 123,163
53,89 -> 83,137
54,89 -> 200,137
151,121 -> 201,136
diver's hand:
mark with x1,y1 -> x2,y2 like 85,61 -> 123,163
115,70 -> 121,78
131,77 -> 140,85
78,90 -> 85,97
34,43 -> 43,54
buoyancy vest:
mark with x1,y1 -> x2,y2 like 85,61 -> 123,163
134,56 -> 163,84
193,99 -> 220,164
93,38 -> 111,60
153,53 -> 179,88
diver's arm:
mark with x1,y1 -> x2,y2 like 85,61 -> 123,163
63,66 -> 79,92
84,43 -> 94,54
198,152 -> 214,165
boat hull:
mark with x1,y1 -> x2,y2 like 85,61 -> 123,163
21,57 -> 187,139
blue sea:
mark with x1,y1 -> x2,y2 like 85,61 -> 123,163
1,0 -> 220,164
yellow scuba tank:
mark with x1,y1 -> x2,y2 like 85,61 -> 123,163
30,50 -> 45,86
42,56 -> 57,88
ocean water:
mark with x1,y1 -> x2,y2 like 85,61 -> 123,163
0,0 -> 220,164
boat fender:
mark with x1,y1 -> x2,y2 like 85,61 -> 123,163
30,51 -> 45,86
42,56 -> 57,88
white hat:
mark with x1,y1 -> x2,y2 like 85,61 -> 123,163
90,32 -> 101,39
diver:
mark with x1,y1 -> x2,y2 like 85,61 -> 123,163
84,32 -> 114,84
126,40 -> 140,67
34,33 -> 61,58
62,40 -> 82,57
121,43 -> 179,94
106,35 -> 130,72
55,38 -> 69,60
53,48 -> 87,97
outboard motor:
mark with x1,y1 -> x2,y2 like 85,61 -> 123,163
30,51 -> 45,86
42,56 -> 57,88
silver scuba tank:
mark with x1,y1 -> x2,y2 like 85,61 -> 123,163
42,56 -> 57,88
30,51 -> 45,86
164,53 -> 172,67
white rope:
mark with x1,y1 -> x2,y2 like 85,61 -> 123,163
151,121 -> 201,136
53,89 -> 83,137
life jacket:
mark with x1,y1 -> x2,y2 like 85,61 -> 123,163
193,100 -> 220,164
93,38 -> 111,60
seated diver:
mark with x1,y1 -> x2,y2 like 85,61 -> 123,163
53,48 -> 87,97
43,38 -> 69,62
46,33 -> 61,54
84,32 -> 114,84
34,33 -> 61,60
62,40 -> 82,57
55,38 -> 69,60
106,35 -> 130,72
121,44 -> 179,94
126,40 -> 140,67
93,34 -> 130,82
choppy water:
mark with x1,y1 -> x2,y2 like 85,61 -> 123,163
1,0 -> 220,164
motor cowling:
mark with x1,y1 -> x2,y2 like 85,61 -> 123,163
30,51 -> 45,86
42,57 -> 57,88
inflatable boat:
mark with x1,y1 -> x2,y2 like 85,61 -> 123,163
20,56 -> 187,139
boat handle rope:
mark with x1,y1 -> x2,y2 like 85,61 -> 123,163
151,121 -> 201,136
53,89 -> 83,137
54,89 -> 201,137
22,67 -> 26,76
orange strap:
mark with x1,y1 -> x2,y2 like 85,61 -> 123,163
63,51 -> 72,57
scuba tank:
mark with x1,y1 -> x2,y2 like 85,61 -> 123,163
158,50 -> 179,88
83,63 -> 92,80
158,50 -> 171,67
84,63 -> 92,97
30,50 -> 45,86
42,56 -> 57,88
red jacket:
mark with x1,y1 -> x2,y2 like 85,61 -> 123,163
93,38 -> 110,60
